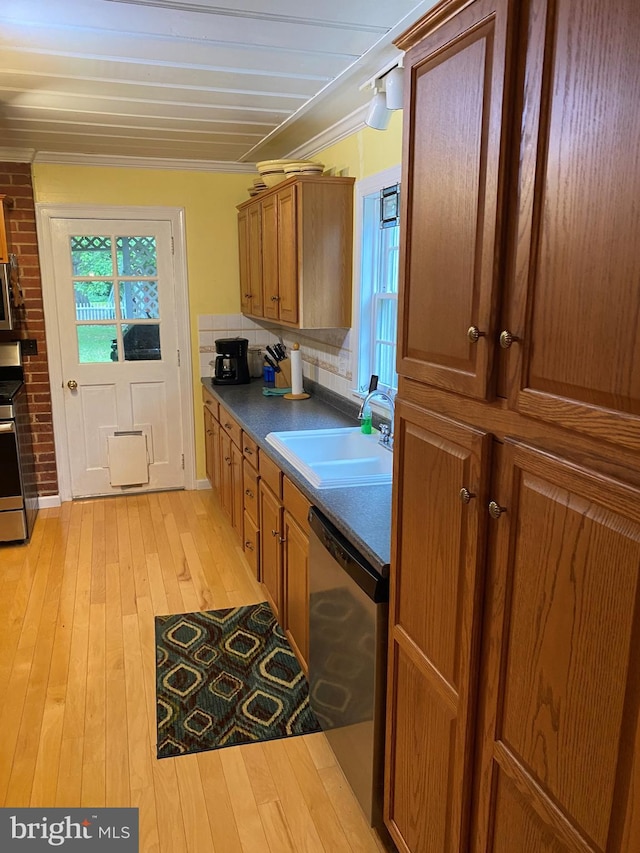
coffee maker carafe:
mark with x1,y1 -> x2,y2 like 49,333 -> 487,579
212,337 -> 250,385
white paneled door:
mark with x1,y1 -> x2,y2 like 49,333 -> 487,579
50,218 -> 184,497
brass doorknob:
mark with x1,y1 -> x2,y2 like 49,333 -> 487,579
67,379 -> 78,390
467,326 -> 485,343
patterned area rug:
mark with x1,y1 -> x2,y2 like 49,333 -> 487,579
155,601 -> 320,758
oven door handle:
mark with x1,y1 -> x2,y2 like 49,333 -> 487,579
0,421 -> 16,433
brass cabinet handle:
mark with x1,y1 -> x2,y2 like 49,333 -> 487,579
499,330 -> 520,349
206,429 -> 213,436
488,500 -> 506,519
244,541 -> 254,551
271,529 -> 279,537
460,488 -> 475,504
245,488 -> 254,498
224,456 -> 231,465
224,422 -> 232,429
278,536 -> 287,544
467,326 -> 485,343
244,447 -> 253,455
270,295 -> 281,302
244,293 -> 253,299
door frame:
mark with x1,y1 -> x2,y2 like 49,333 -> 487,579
36,203 -> 195,501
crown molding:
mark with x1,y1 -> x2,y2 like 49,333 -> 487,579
29,151 -> 257,173
0,148 -> 36,163
285,102 -> 369,160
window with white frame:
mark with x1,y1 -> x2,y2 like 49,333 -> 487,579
353,166 -> 401,397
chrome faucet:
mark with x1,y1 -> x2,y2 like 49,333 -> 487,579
358,389 -> 395,450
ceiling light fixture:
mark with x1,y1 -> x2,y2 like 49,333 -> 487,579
362,59 -> 404,131
384,65 -> 404,111
365,85 -> 392,131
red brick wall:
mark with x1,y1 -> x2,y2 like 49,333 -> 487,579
1,162 -> 58,497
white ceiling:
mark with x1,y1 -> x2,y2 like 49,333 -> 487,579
0,0 -> 436,171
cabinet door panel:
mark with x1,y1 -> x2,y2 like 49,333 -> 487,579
231,441 -> 243,540
283,510 -> 309,669
247,203 -> 263,317
474,440 -> 640,851
277,185 -> 299,325
219,430 -> 233,521
259,480 -> 282,619
204,407 -> 215,487
397,0 -> 512,399
238,208 -> 251,315
261,195 -> 278,319
385,400 -> 491,852
508,0 -> 640,450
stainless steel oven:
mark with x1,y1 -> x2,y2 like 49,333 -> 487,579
0,342 -> 37,542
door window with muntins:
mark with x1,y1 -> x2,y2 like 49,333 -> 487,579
71,234 -> 161,363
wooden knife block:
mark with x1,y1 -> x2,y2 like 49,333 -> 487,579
274,357 -> 292,389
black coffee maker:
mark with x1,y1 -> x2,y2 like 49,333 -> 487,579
212,337 -> 250,385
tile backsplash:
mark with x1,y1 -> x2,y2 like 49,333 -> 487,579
197,314 -> 353,400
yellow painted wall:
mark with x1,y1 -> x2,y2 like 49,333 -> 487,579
32,163 -> 249,482
316,110 -> 403,180
31,114 -> 402,484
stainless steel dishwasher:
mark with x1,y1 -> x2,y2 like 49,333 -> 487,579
308,506 -> 389,829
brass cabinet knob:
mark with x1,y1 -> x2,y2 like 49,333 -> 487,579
488,500 -> 506,519
224,456 -> 231,465
244,541 -> 254,551
245,488 -> 254,498
460,488 -> 475,504
271,529 -> 279,537
467,326 -> 485,343
67,379 -> 78,390
499,330 -> 519,349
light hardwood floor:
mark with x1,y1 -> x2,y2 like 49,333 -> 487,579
0,489 -> 389,853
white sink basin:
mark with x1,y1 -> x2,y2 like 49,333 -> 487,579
265,427 -> 393,489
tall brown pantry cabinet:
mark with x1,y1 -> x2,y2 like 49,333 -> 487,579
385,2 -> 640,852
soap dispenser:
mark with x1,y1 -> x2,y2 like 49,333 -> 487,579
360,402 -> 373,434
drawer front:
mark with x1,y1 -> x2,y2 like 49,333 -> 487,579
202,387 -> 219,420
218,404 -> 242,447
243,511 -> 259,579
242,433 -> 259,469
259,452 -> 283,499
283,476 -> 311,533
243,459 -> 260,525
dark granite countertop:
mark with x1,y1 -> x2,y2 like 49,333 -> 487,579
201,377 -> 392,576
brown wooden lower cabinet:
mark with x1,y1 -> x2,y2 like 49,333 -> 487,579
385,399 -> 491,853
259,478 -> 283,620
472,439 -> 640,852
386,398 -> 640,852
282,478 -> 311,671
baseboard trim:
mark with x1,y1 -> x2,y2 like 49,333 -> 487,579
196,479 -> 212,491
38,494 -> 62,508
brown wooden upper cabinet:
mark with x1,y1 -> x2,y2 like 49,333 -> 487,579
503,0 -> 640,453
238,204 -> 264,317
237,174 -> 355,329
398,0 -> 640,452
396,0 -> 512,399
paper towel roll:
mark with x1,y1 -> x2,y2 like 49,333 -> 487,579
290,346 -> 303,396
